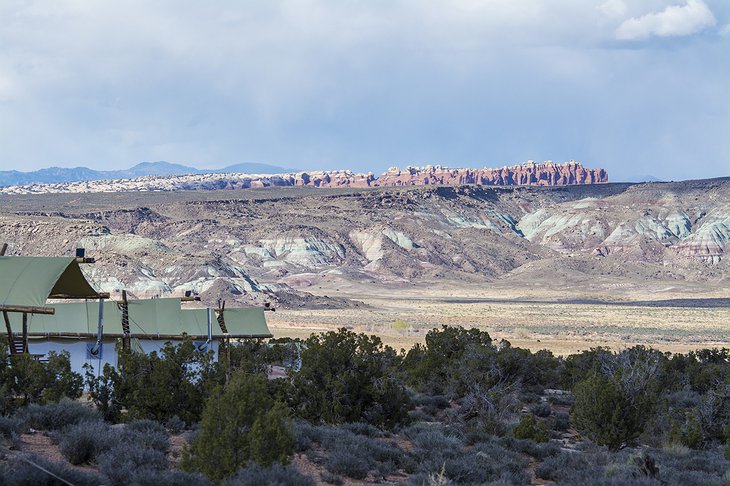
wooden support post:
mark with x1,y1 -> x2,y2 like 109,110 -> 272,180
216,300 -> 228,334
2,311 -> 12,339
22,312 -> 28,354
0,305 -> 56,315
121,290 -> 130,351
48,292 -> 110,300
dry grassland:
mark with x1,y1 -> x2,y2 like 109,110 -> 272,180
268,287 -> 730,356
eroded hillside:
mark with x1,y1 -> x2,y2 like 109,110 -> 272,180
0,179 -> 728,308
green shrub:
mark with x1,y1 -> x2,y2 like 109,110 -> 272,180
0,453 -> 102,486
98,443 -> 169,486
182,372 -> 294,482
405,429 -> 528,485
0,415 -> 21,440
0,350 -> 82,413
221,463 -> 316,486
14,400 -> 101,431
120,419 -> 170,453
58,420 -> 117,465
531,402 -> 552,418
572,372 -> 655,451
669,414 -> 704,449
500,436 -> 560,459
224,340 -> 276,375
166,415 -> 186,434
42,352 -> 84,403
318,426 -> 407,481
290,328 -> 411,428
404,325 -> 494,395
248,401 -> 295,466
513,414 -> 549,443
85,340 -> 221,424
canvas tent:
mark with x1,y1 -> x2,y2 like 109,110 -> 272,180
0,256 -> 101,307
4,297 -> 272,374
1,255 -> 104,356
1,255 -> 272,375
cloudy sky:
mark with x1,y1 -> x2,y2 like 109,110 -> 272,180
0,0 -> 728,181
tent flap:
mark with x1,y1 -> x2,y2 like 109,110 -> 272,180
221,307 -> 272,337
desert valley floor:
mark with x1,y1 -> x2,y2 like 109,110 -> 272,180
1,179 -> 728,355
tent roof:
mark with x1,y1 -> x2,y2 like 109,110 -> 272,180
10,298 -> 271,339
0,256 -> 100,307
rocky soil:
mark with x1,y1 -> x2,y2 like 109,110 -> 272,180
0,178 -> 727,308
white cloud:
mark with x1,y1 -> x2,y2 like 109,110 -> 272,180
0,1 -> 727,179
598,0 -> 627,19
616,0 -> 717,40
721,23 -> 730,36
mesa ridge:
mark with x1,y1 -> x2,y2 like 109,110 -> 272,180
0,161 -> 607,194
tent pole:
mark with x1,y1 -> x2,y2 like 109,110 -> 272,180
92,298 -> 104,356
22,312 -> 28,354
204,308 -> 213,349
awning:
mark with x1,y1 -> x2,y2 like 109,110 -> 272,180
180,308 -> 212,336
5,296 -> 271,339
15,300 -> 123,336
222,307 -> 272,338
0,256 -> 100,307
127,298 -> 182,336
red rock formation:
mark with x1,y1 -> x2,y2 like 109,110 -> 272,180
290,161 -> 607,188
0,160 -> 608,194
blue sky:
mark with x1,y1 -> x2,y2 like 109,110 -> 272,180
0,0 -> 728,182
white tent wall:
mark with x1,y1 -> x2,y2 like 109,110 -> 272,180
26,338 -> 118,377
26,337 -> 220,377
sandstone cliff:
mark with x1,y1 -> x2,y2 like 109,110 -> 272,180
286,160 -> 607,188
0,161 -> 607,195
369,161 -> 607,187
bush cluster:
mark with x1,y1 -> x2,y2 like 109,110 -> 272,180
290,328 -> 412,428
0,339 -> 83,414
1,326 -> 729,484
181,372 -> 294,482
85,340 -> 220,424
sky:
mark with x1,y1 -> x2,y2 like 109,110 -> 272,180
0,0 -> 728,182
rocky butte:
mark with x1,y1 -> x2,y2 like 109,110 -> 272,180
292,160 -> 608,188
0,161 -> 608,195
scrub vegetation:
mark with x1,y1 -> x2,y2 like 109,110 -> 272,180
1,327 -> 729,484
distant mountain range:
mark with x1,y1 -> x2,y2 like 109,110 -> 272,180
0,161 -> 294,187
622,175 -> 664,183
